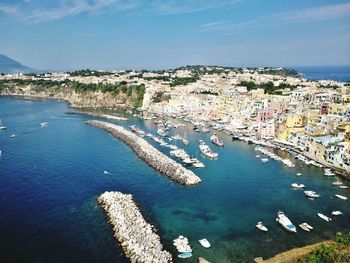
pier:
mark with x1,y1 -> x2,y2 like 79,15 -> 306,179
66,111 -> 127,121
86,120 -> 201,185
98,191 -> 172,262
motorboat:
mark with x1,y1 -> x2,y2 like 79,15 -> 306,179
9,134 -> 16,138
332,211 -> 343,216
304,190 -> 320,198
103,171 -> 110,175
198,239 -> 211,248
199,144 -> 218,159
40,122 -> 48,127
256,222 -> 268,232
210,134 -> 224,147
261,158 -> 269,163
0,118 -> 6,130
193,161 -> 205,168
291,183 -> 305,189
299,223 -> 311,232
339,185 -> 349,189
301,222 -> 313,230
182,138 -> 189,146
317,213 -> 331,222
183,157 -> 198,165
177,252 -> 192,258
255,155 -> 260,158
335,194 -> 348,200
276,211 -> 297,233
173,235 -> 192,253
296,173 -> 302,176
332,181 -> 343,186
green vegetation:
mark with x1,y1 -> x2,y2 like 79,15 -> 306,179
298,233 -> 350,263
170,76 -> 199,87
240,81 -> 297,94
68,69 -> 112,77
152,91 -> 165,103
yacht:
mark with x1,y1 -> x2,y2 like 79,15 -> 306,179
276,211 -> 297,233
0,118 -> 6,130
318,213 -> 332,222
291,183 -> 305,189
256,222 -> 268,232
210,134 -> 224,147
335,194 -> 348,200
332,211 -> 343,216
304,190 -> 320,198
199,144 -> 218,159
198,239 -> 211,248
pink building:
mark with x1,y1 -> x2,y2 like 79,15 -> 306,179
256,109 -> 273,122
268,101 -> 284,114
258,121 -> 275,139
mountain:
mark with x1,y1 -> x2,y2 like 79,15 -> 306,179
0,54 -> 34,73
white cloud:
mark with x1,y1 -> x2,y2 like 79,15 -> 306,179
0,4 -> 20,16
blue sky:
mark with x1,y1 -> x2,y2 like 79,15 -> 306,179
0,0 -> 349,70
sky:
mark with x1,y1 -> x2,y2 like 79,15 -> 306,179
0,0 -> 349,70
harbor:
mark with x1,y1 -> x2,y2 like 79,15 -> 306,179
0,97 -> 349,263
97,191 -> 172,262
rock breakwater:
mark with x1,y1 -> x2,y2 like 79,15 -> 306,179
65,111 -> 127,121
98,191 -> 172,262
86,120 -> 201,185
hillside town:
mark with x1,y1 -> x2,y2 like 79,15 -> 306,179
1,66 -> 350,174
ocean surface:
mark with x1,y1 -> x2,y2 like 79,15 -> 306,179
296,65 -> 350,82
0,97 -> 349,263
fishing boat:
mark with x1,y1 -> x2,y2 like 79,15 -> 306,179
177,252 -> 192,259
335,194 -> 348,200
304,190 -> 320,198
332,211 -> 343,216
0,118 -> 6,130
299,223 -> 311,232
318,213 -> 332,222
40,122 -> 48,127
198,239 -> 211,248
210,134 -> 224,147
199,144 -> 218,159
256,222 -> 268,232
276,211 -> 297,233
332,181 -> 343,186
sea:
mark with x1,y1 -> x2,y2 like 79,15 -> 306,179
295,65 -> 350,82
0,96 -> 349,263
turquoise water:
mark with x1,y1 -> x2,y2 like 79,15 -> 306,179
0,97 -> 349,263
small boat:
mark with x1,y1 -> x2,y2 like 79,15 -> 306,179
318,213 -> 331,222
302,222 -> 313,230
193,161 -> 205,168
40,122 -> 48,127
296,172 -> 302,176
304,190 -> 320,198
199,144 -> 218,159
177,252 -> 192,258
332,211 -> 343,216
339,185 -> 348,189
9,134 -> 16,138
256,222 -> 268,232
182,138 -> 189,146
291,183 -> 305,189
335,194 -> 348,200
210,134 -> 224,147
198,239 -> 211,248
299,223 -> 311,232
103,171 -> 110,175
261,158 -> 269,163
332,181 -> 343,186
276,211 -> 297,233
0,118 -> 6,130
255,155 -> 260,158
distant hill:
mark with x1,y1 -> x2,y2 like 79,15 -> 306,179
0,54 -> 34,73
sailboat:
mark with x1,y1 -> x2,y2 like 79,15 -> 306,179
0,118 -> 6,130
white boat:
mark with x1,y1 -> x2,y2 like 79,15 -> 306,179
256,222 -> 268,232
276,211 -> 297,233
261,158 -> 269,163
299,223 -> 311,232
332,181 -> 343,186
210,134 -> 224,147
40,122 -> 48,127
183,157 -> 198,165
173,235 -> 192,253
182,138 -> 189,146
296,172 -> 302,176
177,252 -> 192,258
302,222 -> 313,230
103,170 -> 110,175
318,213 -> 332,222
332,211 -> 343,216
9,134 -> 16,138
199,144 -> 218,159
198,239 -> 211,248
335,194 -> 348,200
304,190 -> 320,198
255,155 -> 260,158
193,161 -> 205,168
0,118 -> 6,130
339,185 -> 348,189
291,183 -> 305,189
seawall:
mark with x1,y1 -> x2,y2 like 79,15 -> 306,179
98,191 -> 172,262
86,120 -> 201,185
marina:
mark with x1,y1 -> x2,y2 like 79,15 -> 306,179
0,97 -> 349,263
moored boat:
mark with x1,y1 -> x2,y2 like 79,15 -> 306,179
332,211 -> 343,216
318,213 -> 332,222
199,144 -> 218,159
335,194 -> 348,200
256,222 -> 268,232
291,183 -> 305,189
177,252 -> 192,258
210,134 -> 224,147
332,181 -> 343,186
299,223 -> 311,232
198,239 -> 211,248
40,122 -> 48,127
276,211 -> 297,233
304,190 -> 320,198
261,158 -> 269,163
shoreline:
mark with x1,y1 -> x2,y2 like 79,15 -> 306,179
86,120 -> 201,185
65,110 -> 128,121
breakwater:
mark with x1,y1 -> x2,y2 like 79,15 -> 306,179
86,120 -> 201,185
65,111 -> 127,121
98,191 -> 172,262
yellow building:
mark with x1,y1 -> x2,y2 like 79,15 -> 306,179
328,103 -> 349,115
251,88 -> 265,100
277,114 -> 305,141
